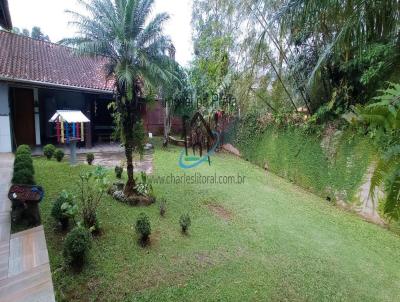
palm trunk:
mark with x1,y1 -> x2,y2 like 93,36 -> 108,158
124,139 -> 135,196
163,101 -> 171,147
116,84 -> 137,196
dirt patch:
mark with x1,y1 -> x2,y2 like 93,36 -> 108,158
207,204 -> 233,221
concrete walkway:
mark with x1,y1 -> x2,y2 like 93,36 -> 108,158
0,153 -> 55,302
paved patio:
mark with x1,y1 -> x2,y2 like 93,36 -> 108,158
0,153 -> 55,302
33,143 -> 154,173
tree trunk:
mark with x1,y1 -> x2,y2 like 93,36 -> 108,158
120,90 -> 137,196
163,101 -> 171,147
124,140 -> 136,196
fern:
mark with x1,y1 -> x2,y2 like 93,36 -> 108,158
346,83 -> 400,220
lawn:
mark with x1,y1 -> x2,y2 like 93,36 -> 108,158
35,144 -> 400,301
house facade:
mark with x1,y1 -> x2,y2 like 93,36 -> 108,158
0,1 -> 182,153
0,30 -> 116,152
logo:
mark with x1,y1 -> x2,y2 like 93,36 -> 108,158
179,112 -> 220,169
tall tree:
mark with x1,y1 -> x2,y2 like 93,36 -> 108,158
31,26 -> 50,41
63,0 -> 177,196
12,26 -> 50,41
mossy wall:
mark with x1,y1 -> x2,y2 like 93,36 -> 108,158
234,124 -> 377,203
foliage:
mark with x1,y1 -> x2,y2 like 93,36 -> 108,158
43,144 -> 56,160
13,155 -> 34,176
135,212 -> 151,242
12,26 -> 50,41
63,0 -> 180,195
78,167 -> 108,232
135,172 -> 153,197
12,152 -> 35,185
159,198 -> 167,217
16,144 -> 31,156
54,149 -> 65,162
63,226 -> 92,268
11,168 -> 35,185
51,190 -> 78,230
190,0 -> 399,121
236,111 -> 376,202
344,83 -> 400,220
179,213 -> 191,234
115,166 -> 123,179
132,120 -> 146,155
86,153 -> 94,165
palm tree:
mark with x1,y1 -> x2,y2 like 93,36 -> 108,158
62,0 -> 177,196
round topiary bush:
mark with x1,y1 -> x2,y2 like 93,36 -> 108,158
16,144 -> 31,156
14,161 -> 34,176
86,153 -> 94,165
135,212 -> 151,243
54,149 -> 65,162
13,154 -> 34,174
12,168 -> 35,185
43,144 -> 56,160
63,226 -> 91,268
179,213 -> 191,234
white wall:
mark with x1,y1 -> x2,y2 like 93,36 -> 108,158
0,83 -> 12,152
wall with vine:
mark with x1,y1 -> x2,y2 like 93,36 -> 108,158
234,113 -> 377,204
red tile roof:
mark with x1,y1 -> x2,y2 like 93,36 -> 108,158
0,31 -> 114,93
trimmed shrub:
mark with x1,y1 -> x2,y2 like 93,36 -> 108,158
16,145 -> 31,156
86,153 -> 94,165
12,168 -> 35,185
13,158 -> 34,175
159,199 -> 166,217
54,149 -> 65,162
63,226 -> 91,268
115,165 -> 123,179
135,213 -> 151,243
179,214 -> 191,234
43,144 -> 56,160
51,191 -> 77,230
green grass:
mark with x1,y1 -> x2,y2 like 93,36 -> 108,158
35,145 -> 400,301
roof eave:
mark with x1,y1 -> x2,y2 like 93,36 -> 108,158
0,0 -> 12,30
0,76 -> 114,94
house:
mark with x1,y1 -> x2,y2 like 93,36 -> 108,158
0,30 -> 115,152
0,1 -> 183,153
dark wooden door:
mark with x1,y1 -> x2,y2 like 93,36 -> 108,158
13,88 -> 36,146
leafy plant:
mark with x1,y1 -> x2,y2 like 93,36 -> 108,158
63,226 -> 92,268
134,172 -> 153,197
51,191 -> 77,230
159,199 -> 167,217
78,166 -> 108,233
54,149 -> 65,162
115,165 -> 123,179
135,213 -> 151,243
344,83 -> 400,220
179,213 -> 191,234
86,153 -> 94,165
43,144 -> 56,160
